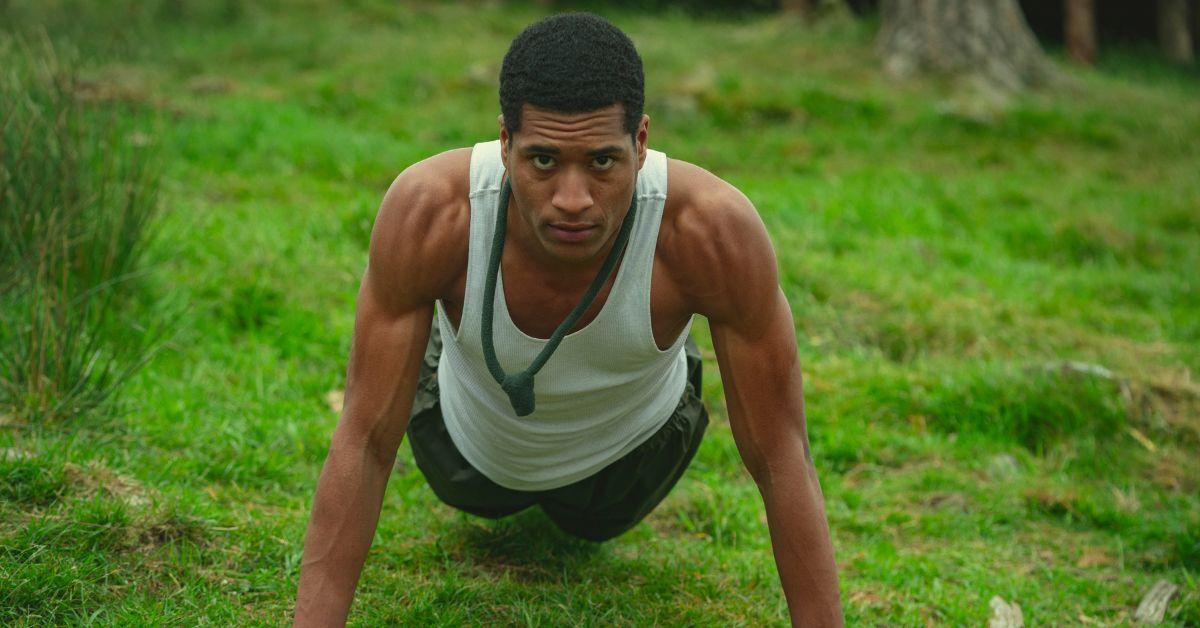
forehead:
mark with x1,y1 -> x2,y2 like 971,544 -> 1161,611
513,103 -> 628,149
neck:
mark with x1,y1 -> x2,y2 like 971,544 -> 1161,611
480,177 -> 640,416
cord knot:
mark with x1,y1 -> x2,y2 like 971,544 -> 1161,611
501,372 -> 536,416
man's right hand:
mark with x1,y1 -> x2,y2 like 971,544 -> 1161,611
292,288 -> 431,627
293,149 -> 471,626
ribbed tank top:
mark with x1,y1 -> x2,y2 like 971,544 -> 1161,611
434,139 -> 692,491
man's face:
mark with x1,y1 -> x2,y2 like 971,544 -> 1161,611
499,103 -> 649,267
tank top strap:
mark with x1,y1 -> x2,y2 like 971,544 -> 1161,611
469,140 -> 505,198
448,140 -> 507,345
635,149 -> 668,200
619,149 -> 670,347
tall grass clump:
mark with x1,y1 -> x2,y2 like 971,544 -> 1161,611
0,40 -> 167,424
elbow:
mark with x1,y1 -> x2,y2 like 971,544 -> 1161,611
742,435 -> 814,491
363,416 -> 406,472
330,419 -> 401,475
741,448 -> 772,488
364,435 -> 400,473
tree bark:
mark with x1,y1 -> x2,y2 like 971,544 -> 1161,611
1158,0 -> 1194,63
1065,0 -> 1097,65
877,0 -> 1056,91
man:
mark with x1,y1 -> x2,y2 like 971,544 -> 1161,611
295,13 -> 842,627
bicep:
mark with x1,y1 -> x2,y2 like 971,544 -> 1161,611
711,290 -> 810,485
335,268 -> 433,467
333,163 -> 461,465
698,198 -> 809,481
670,172 -> 811,480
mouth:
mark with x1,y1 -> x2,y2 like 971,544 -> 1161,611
546,222 -> 598,244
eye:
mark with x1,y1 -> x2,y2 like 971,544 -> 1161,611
531,155 -> 556,170
592,155 -> 616,170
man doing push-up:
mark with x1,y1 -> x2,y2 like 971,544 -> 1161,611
294,13 -> 842,626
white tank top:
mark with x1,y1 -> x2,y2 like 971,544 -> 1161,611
434,140 -> 692,491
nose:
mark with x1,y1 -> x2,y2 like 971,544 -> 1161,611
551,167 -> 593,215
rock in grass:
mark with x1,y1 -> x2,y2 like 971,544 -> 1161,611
1046,360 -> 1116,380
1,448 -> 33,462
986,453 -> 1021,480
1133,580 -> 1178,624
988,595 -> 1024,628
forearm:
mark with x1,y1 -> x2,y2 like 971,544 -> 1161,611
294,434 -> 395,627
759,461 -> 843,627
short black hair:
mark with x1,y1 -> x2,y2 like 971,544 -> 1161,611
499,13 -> 645,138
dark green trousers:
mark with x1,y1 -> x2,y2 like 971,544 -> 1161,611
406,324 -> 708,542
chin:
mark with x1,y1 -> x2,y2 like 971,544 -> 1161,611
549,245 -> 602,264
541,238 -> 605,264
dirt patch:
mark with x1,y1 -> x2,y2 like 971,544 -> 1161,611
922,491 -> 969,512
135,512 -> 214,549
1024,485 -> 1079,517
847,586 -> 897,614
1146,450 -> 1199,493
1076,546 -> 1114,569
63,460 -> 154,508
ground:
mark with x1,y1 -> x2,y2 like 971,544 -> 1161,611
1,1 -> 1198,625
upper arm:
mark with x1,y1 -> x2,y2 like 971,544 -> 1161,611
710,288 -> 809,486
672,169 -> 809,484
335,150 -> 469,466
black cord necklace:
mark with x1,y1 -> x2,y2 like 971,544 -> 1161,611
480,178 -> 639,416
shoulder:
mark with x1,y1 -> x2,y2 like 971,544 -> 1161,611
367,147 -> 472,314
659,158 -> 779,326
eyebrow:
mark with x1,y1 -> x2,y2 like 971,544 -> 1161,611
586,145 -> 627,157
520,144 -> 628,157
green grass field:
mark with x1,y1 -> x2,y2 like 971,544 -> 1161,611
2,1 -> 1199,624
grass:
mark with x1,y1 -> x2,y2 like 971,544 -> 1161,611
0,37 -> 167,425
2,0 -> 1199,624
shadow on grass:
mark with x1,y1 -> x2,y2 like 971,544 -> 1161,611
440,507 -> 603,583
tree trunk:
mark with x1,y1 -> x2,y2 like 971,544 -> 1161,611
1158,0 -> 1194,63
1065,0 -> 1097,65
877,0 -> 1056,91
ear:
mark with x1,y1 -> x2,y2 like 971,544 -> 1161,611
635,114 -> 650,170
498,114 -> 509,164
